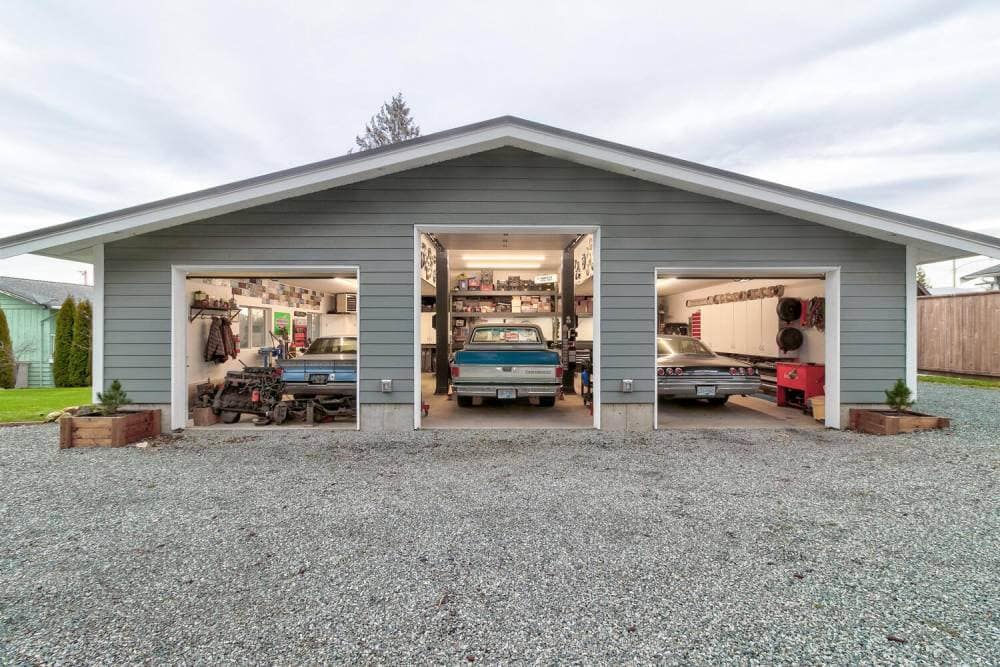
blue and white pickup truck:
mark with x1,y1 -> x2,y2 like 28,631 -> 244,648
276,336 -> 357,399
451,324 -> 562,407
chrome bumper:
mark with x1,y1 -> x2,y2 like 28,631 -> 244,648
657,377 -> 761,397
453,383 -> 560,398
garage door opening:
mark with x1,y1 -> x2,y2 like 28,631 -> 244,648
415,227 -> 598,429
654,270 -> 837,429
173,268 -> 359,430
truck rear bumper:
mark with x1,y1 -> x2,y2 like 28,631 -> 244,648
453,383 -> 560,398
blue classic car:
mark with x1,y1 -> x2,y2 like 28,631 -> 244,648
276,336 -> 357,398
451,324 -> 562,407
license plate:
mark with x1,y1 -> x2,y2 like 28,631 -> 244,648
696,385 -> 717,397
308,374 -> 329,385
497,388 -> 517,399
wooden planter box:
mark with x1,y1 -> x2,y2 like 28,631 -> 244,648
59,410 -> 161,448
849,408 -> 950,435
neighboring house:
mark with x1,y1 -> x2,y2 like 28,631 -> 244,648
1,116 -> 999,430
0,276 -> 92,387
962,262 -> 1000,290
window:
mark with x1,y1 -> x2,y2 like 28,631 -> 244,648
658,336 -> 712,355
306,337 -> 357,354
470,326 -> 542,344
238,306 -> 270,348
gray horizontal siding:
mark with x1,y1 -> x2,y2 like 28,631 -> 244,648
103,146 -> 905,408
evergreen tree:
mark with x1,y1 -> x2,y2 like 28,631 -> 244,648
69,299 -> 92,387
884,379 -> 914,413
916,267 -> 930,292
52,296 -> 76,387
0,308 -> 14,389
96,379 -> 131,415
354,93 -> 420,151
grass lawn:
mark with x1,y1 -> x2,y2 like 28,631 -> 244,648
919,374 -> 1000,390
0,387 -> 92,423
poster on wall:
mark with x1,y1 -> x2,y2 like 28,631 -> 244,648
574,235 -> 594,285
420,234 -> 437,286
273,311 -> 291,337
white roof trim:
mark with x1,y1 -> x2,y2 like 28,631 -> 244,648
2,117 -> 998,263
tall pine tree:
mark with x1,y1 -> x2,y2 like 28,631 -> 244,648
69,299 -> 92,387
354,93 -> 420,151
0,308 -> 14,389
52,296 -> 76,387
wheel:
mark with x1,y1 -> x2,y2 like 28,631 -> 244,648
456,395 -> 474,407
706,396 -> 729,406
271,403 -> 289,425
220,410 -> 241,423
538,396 -> 556,407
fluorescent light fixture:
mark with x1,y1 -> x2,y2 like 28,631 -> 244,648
465,262 -> 542,269
461,255 -> 546,261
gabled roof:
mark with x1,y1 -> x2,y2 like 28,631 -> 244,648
1,115 -> 998,263
963,262 -> 1000,280
0,276 -> 93,308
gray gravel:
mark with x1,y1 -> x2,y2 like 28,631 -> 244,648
1,382 -> 997,664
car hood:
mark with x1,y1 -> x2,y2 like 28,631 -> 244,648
656,353 -> 751,368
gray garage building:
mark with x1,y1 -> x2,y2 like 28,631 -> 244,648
2,117 -> 998,431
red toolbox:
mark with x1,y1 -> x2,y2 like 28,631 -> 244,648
776,362 -> 825,408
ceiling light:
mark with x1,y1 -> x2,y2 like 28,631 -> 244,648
461,255 -> 546,261
465,262 -> 543,269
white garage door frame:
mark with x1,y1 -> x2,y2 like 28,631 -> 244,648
412,224 -> 601,430
170,263 -> 361,431
652,265 -> 841,430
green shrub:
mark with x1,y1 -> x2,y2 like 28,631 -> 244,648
0,308 -> 14,389
884,379 -> 914,413
52,297 -> 76,387
96,379 -> 132,416
69,300 -> 92,386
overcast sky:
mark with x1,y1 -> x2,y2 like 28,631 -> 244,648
1,0 -> 998,287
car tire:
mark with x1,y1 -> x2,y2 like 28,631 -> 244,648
456,396 -> 474,407
538,396 -> 556,407
707,396 -> 729,406
220,410 -> 241,423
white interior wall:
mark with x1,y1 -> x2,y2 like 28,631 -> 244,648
185,278 -> 357,399
665,277 -> 826,362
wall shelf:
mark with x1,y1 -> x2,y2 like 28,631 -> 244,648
451,312 -> 555,317
450,290 -> 557,297
189,306 -> 241,322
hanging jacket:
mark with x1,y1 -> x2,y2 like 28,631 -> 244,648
204,317 -> 227,363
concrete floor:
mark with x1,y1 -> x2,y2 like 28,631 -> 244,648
421,373 -> 594,429
657,394 -> 823,429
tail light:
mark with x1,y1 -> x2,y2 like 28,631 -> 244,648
729,367 -> 738,375
657,367 -> 666,376
451,366 -> 460,378
555,366 -> 564,379
673,367 -> 684,376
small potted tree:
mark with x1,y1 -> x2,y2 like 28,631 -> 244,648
59,380 -> 162,448
849,379 -> 950,435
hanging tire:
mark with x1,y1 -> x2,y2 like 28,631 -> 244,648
220,410 -> 241,424
456,395 -> 474,407
776,327 -> 804,352
776,297 -> 802,322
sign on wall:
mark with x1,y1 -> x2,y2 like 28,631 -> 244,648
420,234 -> 437,286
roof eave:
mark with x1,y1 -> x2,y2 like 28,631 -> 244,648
2,116 -> 998,263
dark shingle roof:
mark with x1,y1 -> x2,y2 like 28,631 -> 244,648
0,276 -> 93,308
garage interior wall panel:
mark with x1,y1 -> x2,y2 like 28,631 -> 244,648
103,147 -> 905,407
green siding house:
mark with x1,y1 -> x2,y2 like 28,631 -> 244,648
0,276 -> 92,387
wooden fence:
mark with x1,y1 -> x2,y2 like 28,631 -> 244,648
918,292 -> 1000,377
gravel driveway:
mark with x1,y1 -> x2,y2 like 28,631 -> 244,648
1,382 -> 997,663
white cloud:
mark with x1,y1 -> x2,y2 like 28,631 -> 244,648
0,0 -> 998,288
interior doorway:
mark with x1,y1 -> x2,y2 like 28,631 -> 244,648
653,267 -> 840,430
170,266 -> 360,431
414,226 -> 599,429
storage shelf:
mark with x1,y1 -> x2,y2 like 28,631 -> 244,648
189,306 -> 241,322
451,290 -> 556,297
451,311 -> 556,317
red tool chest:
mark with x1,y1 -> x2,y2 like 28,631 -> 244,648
775,362 -> 825,408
